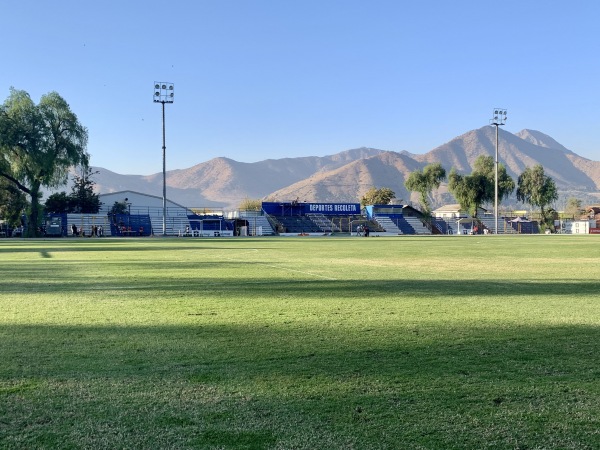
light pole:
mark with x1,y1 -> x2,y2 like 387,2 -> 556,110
154,82 -> 174,236
490,108 -> 507,234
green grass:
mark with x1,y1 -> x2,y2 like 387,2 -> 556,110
1,235 -> 599,449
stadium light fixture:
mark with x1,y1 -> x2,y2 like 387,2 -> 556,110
490,108 -> 507,235
154,82 -> 174,236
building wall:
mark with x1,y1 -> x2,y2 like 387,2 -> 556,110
99,191 -> 187,215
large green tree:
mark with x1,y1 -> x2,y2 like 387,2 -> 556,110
44,191 -> 71,214
516,164 -> 558,229
0,88 -> 88,236
70,167 -> 101,213
404,163 -> 446,215
360,187 -> 395,207
0,176 -> 28,228
448,155 -> 514,217
44,167 -> 101,214
448,169 -> 487,217
472,155 -> 515,204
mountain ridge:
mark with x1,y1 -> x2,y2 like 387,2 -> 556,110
85,127 -> 600,210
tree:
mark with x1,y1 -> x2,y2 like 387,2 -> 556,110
108,201 -> 128,216
448,169 -> 487,217
0,176 -> 28,227
447,155 -> 514,217
564,197 -> 583,218
404,163 -> 446,215
70,167 -> 100,213
44,168 -> 100,214
44,191 -> 71,214
517,164 -> 558,230
472,155 -> 515,204
239,198 -> 262,211
360,187 -> 395,207
0,88 -> 89,236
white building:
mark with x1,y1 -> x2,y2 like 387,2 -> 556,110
567,219 -> 596,235
99,190 -> 188,216
99,190 -> 190,236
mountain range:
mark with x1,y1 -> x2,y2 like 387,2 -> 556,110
88,126 -> 600,210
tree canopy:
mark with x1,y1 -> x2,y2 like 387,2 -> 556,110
44,167 -> 101,214
0,176 -> 28,227
404,163 -> 446,215
448,155 -> 514,217
0,88 -> 89,236
360,187 -> 395,207
516,164 -> 558,228
564,197 -> 583,217
238,198 -> 262,211
69,167 -> 101,213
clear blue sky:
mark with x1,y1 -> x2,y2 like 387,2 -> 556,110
3,1 -> 600,175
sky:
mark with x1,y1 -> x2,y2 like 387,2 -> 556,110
3,0 -> 600,175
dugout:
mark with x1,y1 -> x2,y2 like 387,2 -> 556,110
187,214 -> 234,237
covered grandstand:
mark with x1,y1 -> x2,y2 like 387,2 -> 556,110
40,190 -> 547,237
261,201 -> 383,235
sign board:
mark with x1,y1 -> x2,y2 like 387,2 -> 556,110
262,202 -> 360,216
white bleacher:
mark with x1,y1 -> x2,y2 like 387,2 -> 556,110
374,216 -> 402,234
67,214 -> 112,236
404,216 -> 431,235
247,215 -> 275,235
150,215 -> 190,236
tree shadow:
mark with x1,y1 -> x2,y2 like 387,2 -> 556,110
1,322 -> 600,448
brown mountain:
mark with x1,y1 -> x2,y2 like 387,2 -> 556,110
268,151 -> 423,204
89,147 -> 384,208
86,127 -> 600,209
417,127 -> 600,190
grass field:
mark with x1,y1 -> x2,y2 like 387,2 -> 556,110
1,235 -> 599,449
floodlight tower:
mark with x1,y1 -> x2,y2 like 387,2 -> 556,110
490,108 -> 507,235
154,82 -> 174,236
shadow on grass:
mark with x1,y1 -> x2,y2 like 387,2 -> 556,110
1,321 -> 600,448
2,321 -> 599,379
2,272 -> 600,299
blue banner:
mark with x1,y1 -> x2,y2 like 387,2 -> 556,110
262,202 -> 361,216
305,203 -> 360,214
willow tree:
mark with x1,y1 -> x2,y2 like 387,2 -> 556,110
516,164 -> 558,228
0,88 -> 88,236
448,155 -> 514,217
404,162 -> 446,215
0,176 -> 28,228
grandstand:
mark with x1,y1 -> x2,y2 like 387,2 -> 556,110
42,192 -> 548,238
366,204 -> 431,235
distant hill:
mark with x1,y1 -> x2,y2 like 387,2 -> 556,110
79,127 -> 600,210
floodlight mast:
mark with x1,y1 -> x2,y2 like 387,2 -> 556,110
490,108 -> 507,235
154,82 -> 174,236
